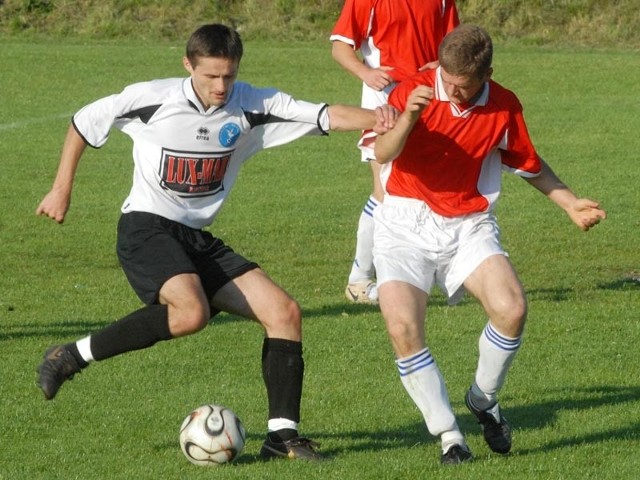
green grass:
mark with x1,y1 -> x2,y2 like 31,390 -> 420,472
1,38 -> 639,479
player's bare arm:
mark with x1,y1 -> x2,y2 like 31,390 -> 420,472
525,159 -> 606,231
331,40 -> 394,91
327,104 -> 397,134
36,124 -> 87,224
374,85 -> 433,164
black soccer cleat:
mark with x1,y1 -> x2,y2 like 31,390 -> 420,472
37,345 -> 82,400
441,444 -> 473,465
465,389 -> 512,454
260,436 -> 323,461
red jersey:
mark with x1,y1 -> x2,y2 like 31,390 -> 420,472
330,0 -> 459,82
384,68 -> 542,217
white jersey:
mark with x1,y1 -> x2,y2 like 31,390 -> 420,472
73,78 -> 328,228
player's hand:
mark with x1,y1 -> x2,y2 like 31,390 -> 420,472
567,198 -> 606,231
418,60 -> 440,71
404,85 -> 434,120
373,105 -> 400,134
362,66 -> 395,91
36,189 -> 71,224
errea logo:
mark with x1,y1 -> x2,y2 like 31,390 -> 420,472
196,126 -> 210,141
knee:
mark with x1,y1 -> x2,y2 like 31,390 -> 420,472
261,297 -> 302,338
386,319 -> 412,343
384,316 -> 423,356
169,302 -> 211,337
277,298 -> 302,329
492,295 -> 527,336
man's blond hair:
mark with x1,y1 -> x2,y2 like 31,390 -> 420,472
438,24 -> 493,80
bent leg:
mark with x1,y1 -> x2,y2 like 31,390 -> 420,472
85,272 -> 210,361
379,281 -> 462,445
212,268 -> 304,438
464,254 -> 526,405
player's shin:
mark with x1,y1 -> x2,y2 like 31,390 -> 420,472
472,322 -> 521,407
396,348 -> 462,442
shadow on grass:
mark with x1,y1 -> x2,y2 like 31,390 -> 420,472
155,384 -> 640,464
0,320 -> 110,342
504,384 -> 640,453
597,274 -> 640,291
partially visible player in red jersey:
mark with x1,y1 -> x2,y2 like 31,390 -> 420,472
330,0 -> 459,305
373,24 -> 606,465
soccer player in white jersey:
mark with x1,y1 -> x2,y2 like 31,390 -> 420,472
373,24 -> 606,464
35,23 -> 397,461
331,0 -> 459,304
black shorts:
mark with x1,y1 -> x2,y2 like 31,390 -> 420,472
116,212 -> 259,305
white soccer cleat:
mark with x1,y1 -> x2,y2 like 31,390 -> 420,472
345,280 -> 378,305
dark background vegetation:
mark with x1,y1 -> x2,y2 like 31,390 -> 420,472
1,0 -> 639,48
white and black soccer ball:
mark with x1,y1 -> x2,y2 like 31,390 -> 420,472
179,404 -> 246,466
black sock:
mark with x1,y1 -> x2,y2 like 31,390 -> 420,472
262,338 -> 304,430
88,305 -> 172,361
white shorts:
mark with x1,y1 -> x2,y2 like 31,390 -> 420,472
373,195 -> 506,304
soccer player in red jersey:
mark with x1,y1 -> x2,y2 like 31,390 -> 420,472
331,0 -> 459,304
374,24 -> 606,464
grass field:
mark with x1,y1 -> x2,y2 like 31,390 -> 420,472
1,38 -> 639,479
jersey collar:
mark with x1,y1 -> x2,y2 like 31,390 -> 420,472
182,78 -> 227,114
434,66 -> 489,118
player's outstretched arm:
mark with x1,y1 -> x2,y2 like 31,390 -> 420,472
36,124 -> 87,224
525,158 -> 606,231
327,104 -> 398,134
332,40 -> 394,91
374,85 -> 433,164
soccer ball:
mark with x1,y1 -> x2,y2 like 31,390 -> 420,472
179,404 -> 246,466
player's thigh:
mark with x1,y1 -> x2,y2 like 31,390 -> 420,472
378,280 -> 428,357
211,268 -> 301,338
463,254 -> 527,334
159,272 -> 209,311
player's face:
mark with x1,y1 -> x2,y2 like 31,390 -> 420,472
184,56 -> 239,109
440,68 -> 491,105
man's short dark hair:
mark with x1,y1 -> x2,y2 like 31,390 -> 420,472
186,24 -> 244,66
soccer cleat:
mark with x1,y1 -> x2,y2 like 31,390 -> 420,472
37,345 -> 82,400
345,280 -> 378,305
440,444 -> 473,465
465,389 -> 512,454
260,436 -> 323,461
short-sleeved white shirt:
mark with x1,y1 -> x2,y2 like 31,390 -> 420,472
73,78 -> 328,228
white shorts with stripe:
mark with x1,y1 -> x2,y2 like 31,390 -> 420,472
373,195 -> 506,304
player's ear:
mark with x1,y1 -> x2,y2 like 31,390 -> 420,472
485,67 -> 494,81
183,57 -> 194,74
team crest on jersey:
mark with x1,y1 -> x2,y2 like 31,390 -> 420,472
159,148 -> 231,197
219,122 -> 241,147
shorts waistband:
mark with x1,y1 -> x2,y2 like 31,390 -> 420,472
383,195 -> 430,209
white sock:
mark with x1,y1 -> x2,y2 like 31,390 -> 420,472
396,348 -> 461,438
348,196 -> 379,284
267,418 -> 298,432
76,336 -> 95,363
473,322 -> 521,408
